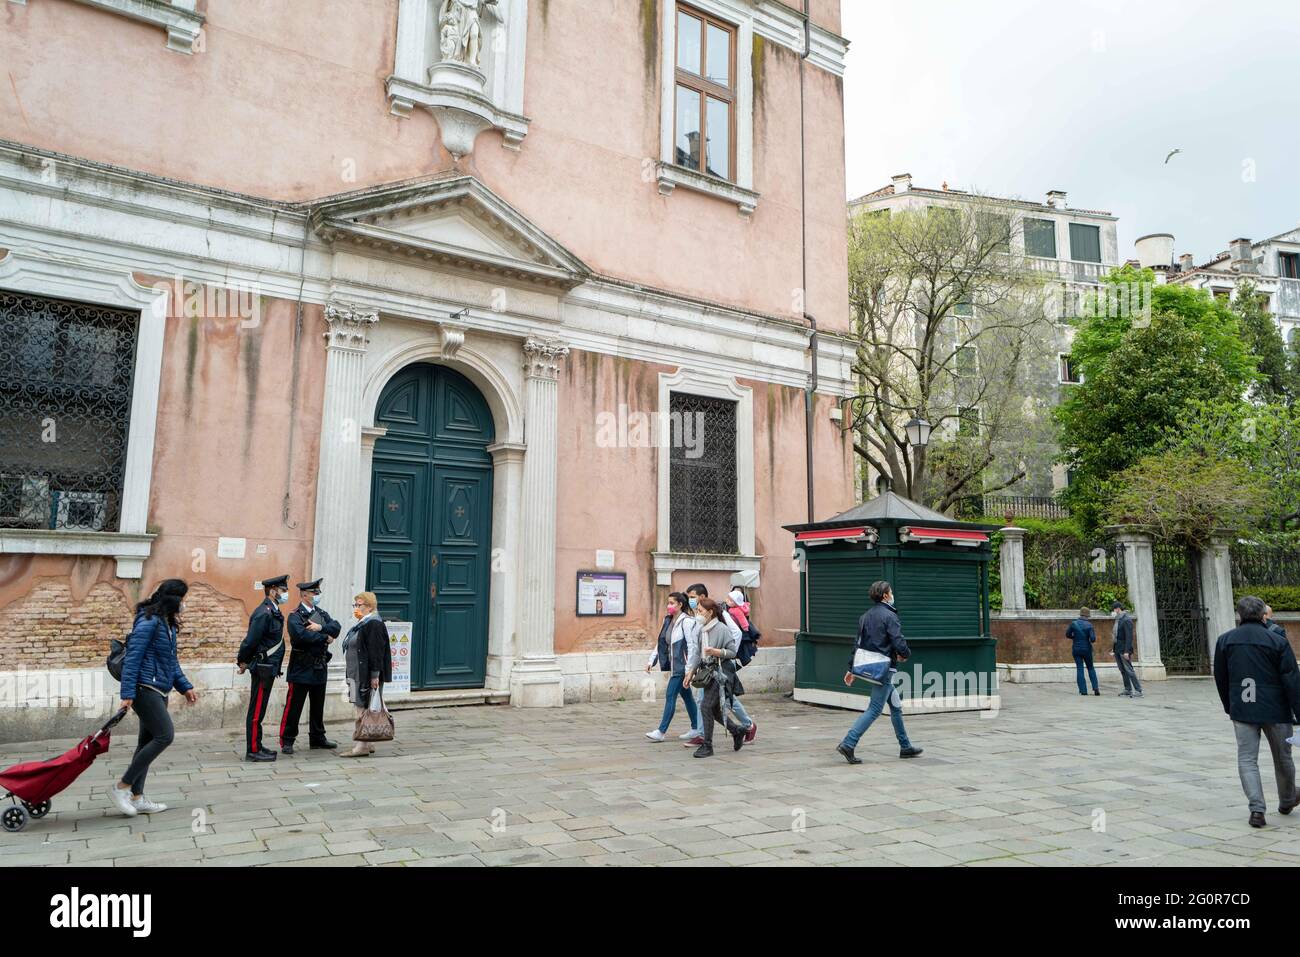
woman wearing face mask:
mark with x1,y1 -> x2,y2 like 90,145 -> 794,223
682,597 -> 746,758
109,579 -> 198,817
341,592 -> 393,757
644,592 -> 701,742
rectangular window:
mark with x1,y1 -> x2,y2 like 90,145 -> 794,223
957,405 -> 981,438
1025,218 -> 1058,258
0,290 -> 139,532
1069,223 -> 1102,263
674,4 -> 736,182
955,346 -> 978,378
669,391 -> 738,553
1059,353 -> 1081,384
1280,252 -> 1300,279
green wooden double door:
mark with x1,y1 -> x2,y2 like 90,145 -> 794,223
367,363 -> 494,690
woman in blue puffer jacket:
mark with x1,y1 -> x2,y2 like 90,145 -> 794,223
110,579 -> 198,817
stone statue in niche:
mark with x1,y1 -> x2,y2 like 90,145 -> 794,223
437,0 -> 499,68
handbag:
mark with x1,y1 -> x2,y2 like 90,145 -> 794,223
353,687 -> 395,742
851,647 -> 891,685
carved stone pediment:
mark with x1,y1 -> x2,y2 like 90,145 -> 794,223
311,175 -> 590,289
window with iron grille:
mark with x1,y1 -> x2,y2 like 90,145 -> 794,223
669,391 -> 738,553
0,290 -> 139,532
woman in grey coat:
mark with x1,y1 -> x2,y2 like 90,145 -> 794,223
683,597 -> 746,758
340,591 -> 392,757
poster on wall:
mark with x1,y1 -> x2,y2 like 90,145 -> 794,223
576,572 -> 626,616
385,621 -> 413,696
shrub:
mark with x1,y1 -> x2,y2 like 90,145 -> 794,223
1234,586 -> 1300,613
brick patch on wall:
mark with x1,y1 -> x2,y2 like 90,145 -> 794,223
994,616 -> 1119,665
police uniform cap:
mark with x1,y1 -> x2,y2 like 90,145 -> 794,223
297,578 -> 323,592
262,574 -> 289,589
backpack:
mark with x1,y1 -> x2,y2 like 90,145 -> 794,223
106,634 -> 129,682
736,620 -> 762,667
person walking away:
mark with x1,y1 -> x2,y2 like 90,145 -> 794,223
1213,595 -> 1300,828
279,578 -> 340,755
237,574 -> 290,762
1264,605 -> 1288,642
644,591 -> 701,742
683,583 -> 756,745
1111,601 -> 1144,698
683,598 -> 746,758
341,592 -> 393,757
1068,607 -> 1101,696
836,580 -> 922,764
110,579 -> 198,816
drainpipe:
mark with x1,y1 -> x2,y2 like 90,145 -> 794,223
800,0 -> 816,523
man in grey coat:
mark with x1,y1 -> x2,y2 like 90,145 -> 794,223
1111,600 -> 1143,698
1213,595 -> 1300,828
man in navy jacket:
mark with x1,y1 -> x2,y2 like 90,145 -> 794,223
1213,595 -> 1300,828
836,580 -> 922,764
1067,607 -> 1100,696
1111,601 -> 1144,698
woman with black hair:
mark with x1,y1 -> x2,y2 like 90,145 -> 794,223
644,591 -> 701,742
109,579 -> 198,817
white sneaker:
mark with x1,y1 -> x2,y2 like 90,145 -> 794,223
645,729 -> 666,742
109,784 -> 138,817
678,729 -> 698,740
132,796 -> 168,814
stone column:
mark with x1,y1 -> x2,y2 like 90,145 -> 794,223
998,526 -> 1027,613
510,337 -> 569,708
1199,537 -> 1235,662
311,300 -> 378,617
1108,526 -> 1166,678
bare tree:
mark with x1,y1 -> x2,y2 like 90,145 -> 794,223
846,196 -> 1056,511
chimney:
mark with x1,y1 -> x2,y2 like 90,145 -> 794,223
1134,233 -> 1174,269
1229,238 -> 1256,274
891,173 -> 912,193
1046,189 -> 1067,209
1178,253 -> 1195,272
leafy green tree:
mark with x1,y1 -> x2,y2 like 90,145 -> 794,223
1056,270 -> 1258,530
1232,279 -> 1298,403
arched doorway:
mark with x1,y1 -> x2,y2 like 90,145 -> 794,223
366,362 -> 494,689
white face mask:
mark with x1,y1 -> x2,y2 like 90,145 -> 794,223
179,601 -> 187,614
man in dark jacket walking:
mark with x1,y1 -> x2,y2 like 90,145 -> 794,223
1264,605 -> 1288,642
237,574 -> 289,762
278,578 -> 340,755
836,580 -> 922,764
1067,607 -> 1100,696
1111,601 -> 1143,698
1213,595 -> 1300,828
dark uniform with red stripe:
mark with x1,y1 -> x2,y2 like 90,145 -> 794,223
238,579 -> 288,758
279,589 -> 340,751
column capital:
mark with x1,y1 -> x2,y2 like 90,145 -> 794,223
323,299 -> 379,352
522,336 -> 570,380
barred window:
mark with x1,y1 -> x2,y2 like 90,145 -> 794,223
669,391 -> 738,553
0,290 -> 139,532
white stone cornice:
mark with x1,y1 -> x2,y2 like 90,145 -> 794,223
323,299 -> 379,352
522,337 -> 569,380
35,0 -> 207,55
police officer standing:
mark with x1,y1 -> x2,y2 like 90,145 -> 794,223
238,574 -> 289,762
278,578 -> 340,755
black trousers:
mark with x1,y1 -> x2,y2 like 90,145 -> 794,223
121,688 -> 173,795
279,681 -> 327,747
245,671 -> 276,754
701,677 -> 742,748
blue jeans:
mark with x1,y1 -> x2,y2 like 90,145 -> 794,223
1073,651 -> 1098,694
659,674 -> 700,734
840,672 -> 912,751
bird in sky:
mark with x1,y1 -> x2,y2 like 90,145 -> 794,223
1164,148 -> 1183,164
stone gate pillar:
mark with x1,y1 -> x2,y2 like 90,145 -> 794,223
1199,536 -> 1235,661
1107,526 -> 1166,679
998,526 -> 1027,613
510,337 -> 569,707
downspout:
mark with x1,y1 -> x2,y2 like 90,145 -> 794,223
800,0 -> 816,524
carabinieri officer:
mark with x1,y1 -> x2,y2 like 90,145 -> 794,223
237,574 -> 289,762
278,578 -> 340,754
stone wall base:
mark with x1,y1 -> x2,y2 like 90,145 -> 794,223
998,661 -> 1168,684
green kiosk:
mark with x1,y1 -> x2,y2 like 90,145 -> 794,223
785,486 -> 1001,713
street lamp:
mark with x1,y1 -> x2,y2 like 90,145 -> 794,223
904,414 -> 932,449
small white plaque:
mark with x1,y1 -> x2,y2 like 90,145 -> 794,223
256,544 -> 268,554
595,549 -> 615,570
216,537 -> 246,559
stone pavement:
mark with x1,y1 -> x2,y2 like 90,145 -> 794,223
2,677 -> 1298,867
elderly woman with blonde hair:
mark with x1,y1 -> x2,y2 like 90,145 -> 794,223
341,591 -> 392,757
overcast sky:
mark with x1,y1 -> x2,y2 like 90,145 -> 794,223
840,0 -> 1300,264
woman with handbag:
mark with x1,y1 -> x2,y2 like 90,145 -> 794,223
341,592 -> 393,757
682,597 -> 746,758
644,591 -> 701,742
110,579 -> 198,816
